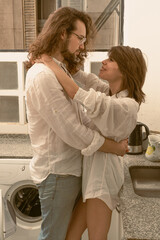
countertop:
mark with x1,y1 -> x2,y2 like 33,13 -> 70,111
0,134 -> 160,239
0,134 -> 33,158
120,154 -> 160,240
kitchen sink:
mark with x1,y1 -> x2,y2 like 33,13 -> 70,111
129,166 -> 160,198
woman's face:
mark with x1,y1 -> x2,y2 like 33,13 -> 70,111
99,57 -> 123,84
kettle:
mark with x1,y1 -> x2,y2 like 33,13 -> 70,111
127,122 -> 150,155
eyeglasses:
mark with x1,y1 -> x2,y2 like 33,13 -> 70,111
71,32 -> 86,45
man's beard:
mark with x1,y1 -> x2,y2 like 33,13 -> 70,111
60,40 -> 84,74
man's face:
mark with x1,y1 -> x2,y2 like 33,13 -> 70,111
61,19 -> 86,64
67,19 -> 86,55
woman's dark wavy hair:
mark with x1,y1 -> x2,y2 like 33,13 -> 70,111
108,46 -> 147,105
25,7 -> 94,71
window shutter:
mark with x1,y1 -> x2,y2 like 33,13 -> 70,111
23,0 -> 37,50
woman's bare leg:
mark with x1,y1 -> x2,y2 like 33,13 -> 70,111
65,197 -> 87,240
86,198 -> 112,240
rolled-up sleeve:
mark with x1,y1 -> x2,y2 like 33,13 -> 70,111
26,70 -> 105,152
74,87 -> 139,142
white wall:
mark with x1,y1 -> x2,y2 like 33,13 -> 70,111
124,0 -> 160,132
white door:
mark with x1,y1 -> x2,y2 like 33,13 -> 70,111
0,189 -> 16,240
0,189 -> 4,240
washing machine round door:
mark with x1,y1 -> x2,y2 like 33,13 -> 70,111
5,180 -> 41,229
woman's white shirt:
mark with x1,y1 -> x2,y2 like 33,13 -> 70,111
73,70 -> 139,155
73,70 -> 139,209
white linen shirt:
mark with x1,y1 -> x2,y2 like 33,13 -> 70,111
73,70 -> 139,145
25,60 -> 105,184
73,70 -> 139,209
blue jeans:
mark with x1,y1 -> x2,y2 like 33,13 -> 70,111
37,174 -> 81,240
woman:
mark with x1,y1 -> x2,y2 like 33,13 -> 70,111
37,46 -> 147,240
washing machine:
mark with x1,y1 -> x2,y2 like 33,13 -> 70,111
0,158 -> 41,240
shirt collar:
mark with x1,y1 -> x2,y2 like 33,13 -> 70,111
52,57 -> 67,69
112,89 -> 129,98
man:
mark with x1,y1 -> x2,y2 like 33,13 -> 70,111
25,7 -> 127,240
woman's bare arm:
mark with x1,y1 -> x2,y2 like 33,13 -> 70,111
40,55 -> 79,99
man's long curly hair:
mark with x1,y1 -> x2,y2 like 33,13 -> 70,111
109,46 -> 147,105
25,7 -> 94,73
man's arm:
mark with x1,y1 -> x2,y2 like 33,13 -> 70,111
99,138 -> 128,156
26,69 -> 104,152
